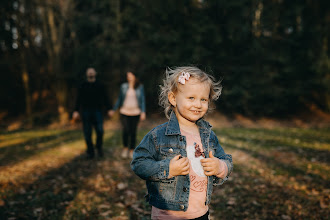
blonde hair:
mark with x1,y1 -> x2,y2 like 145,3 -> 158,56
159,66 -> 222,119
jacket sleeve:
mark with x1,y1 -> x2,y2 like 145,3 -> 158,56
74,85 -> 82,112
112,84 -> 124,111
211,131 -> 233,186
140,85 -> 146,113
102,83 -> 112,110
131,131 -> 172,182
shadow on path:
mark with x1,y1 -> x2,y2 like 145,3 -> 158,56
0,153 -> 99,219
0,130 -> 82,167
218,129 -> 330,164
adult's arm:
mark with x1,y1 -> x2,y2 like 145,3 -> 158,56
112,84 -> 124,111
74,85 -> 82,112
140,85 -> 146,113
102,83 -> 112,110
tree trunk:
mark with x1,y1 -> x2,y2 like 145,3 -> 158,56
21,51 -> 32,117
252,1 -> 263,37
55,80 -> 69,125
40,0 -> 73,125
15,0 -> 32,117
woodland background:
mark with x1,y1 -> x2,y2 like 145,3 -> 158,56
0,0 -> 329,126
0,1 -> 330,219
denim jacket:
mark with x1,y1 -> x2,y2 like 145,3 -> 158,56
131,112 -> 233,211
112,82 -> 146,113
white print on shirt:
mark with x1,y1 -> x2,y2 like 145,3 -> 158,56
186,143 -> 206,177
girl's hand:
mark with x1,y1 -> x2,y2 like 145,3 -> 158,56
201,151 -> 225,177
168,155 -> 190,177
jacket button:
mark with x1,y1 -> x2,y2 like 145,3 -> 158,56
183,187 -> 187,192
169,148 -> 173,153
180,205 -> 185,210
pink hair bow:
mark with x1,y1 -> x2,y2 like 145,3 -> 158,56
178,71 -> 190,85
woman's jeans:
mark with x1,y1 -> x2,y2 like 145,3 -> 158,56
120,114 -> 140,149
82,110 -> 104,157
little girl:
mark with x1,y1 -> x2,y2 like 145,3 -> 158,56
131,66 -> 233,220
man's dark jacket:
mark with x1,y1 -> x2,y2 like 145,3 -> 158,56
75,81 -> 112,111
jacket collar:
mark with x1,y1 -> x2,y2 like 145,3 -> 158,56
165,111 -> 212,136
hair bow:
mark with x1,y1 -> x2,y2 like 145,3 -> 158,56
178,71 -> 190,85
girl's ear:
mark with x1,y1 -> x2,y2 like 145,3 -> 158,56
168,92 -> 176,107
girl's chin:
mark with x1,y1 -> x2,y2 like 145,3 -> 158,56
187,117 -> 202,123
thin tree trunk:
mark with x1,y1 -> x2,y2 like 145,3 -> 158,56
252,1 -> 263,37
21,51 -> 32,116
55,80 -> 69,125
16,0 -> 32,117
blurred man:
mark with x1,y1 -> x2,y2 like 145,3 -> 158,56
72,67 -> 112,159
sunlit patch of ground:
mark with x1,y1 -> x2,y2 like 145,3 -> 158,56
211,127 -> 330,219
0,130 -> 64,148
0,140 -> 85,190
0,126 -> 329,219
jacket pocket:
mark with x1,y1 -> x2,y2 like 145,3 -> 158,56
158,179 -> 177,201
159,147 -> 181,160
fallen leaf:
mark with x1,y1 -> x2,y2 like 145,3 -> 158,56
34,207 -> 43,212
320,198 -> 328,209
117,182 -> 127,190
131,204 -> 144,213
98,204 -> 111,209
281,214 -> 291,220
227,197 -> 236,206
115,202 -> 125,208
100,210 -> 112,217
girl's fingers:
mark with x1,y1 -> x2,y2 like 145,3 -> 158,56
184,160 -> 190,166
204,169 -> 216,175
200,158 -> 212,163
179,161 -> 190,175
181,158 -> 189,166
204,171 -> 213,176
183,168 -> 190,175
201,162 -> 212,167
203,166 -> 213,172
173,155 -> 182,161
202,161 -> 216,168
182,164 -> 190,172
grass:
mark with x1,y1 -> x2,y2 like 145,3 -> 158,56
212,127 -> 330,219
0,126 -> 329,219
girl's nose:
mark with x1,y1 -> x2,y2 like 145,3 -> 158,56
194,100 -> 202,108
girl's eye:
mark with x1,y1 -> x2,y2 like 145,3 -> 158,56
201,98 -> 208,102
189,97 -> 194,100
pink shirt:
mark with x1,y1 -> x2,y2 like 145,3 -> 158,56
119,88 -> 141,116
151,130 -> 208,219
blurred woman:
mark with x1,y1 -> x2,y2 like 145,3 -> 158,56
110,72 -> 146,158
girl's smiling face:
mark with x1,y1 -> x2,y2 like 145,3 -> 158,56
169,77 -> 210,125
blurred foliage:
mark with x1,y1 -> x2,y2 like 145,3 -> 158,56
0,0 -> 329,120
